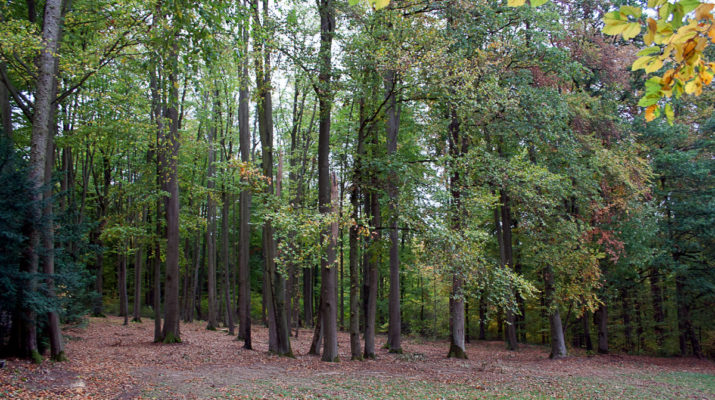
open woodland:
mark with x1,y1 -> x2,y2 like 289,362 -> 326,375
1,0 -> 714,398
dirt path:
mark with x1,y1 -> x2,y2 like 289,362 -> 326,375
1,317 -> 713,399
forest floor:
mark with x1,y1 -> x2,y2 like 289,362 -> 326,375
1,316 -> 714,399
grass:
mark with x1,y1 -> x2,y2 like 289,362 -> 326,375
142,371 -> 715,399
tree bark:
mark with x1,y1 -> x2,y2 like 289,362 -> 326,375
44,134 -> 64,360
596,303 -> 608,354
237,0 -> 252,347
0,62 -> 11,137
252,0 -> 290,356
545,266 -> 567,359
222,190 -> 235,335
384,69 -> 402,354
446,106 -> 467,360
161,40 -> 181,343
317,0 -> 338,363
133,233 -> 144,322
119,252 -> 129,325
21,0 -> 63,361
363,146 -> 380,360
206,94 -> 218,331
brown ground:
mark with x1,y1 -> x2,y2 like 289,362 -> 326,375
1,316 -> 713,399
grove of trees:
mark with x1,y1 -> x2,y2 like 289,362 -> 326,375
1,0 -> 713,364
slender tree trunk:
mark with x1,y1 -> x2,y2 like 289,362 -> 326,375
363,156 -> 380,360
252,0 -> 290,355
237,0 -> 252,347
478,295 -> 486,340
44,135 -> 64,360
206,99 -> 218,331
501,193 -> 518,351
348,108 -> 365,360
21,0 -> 64,361
133,233 -> 144,322
0,62 -> 11,137
384,69 -> 402,354
150,64 -> 163,343
119,252 -> 129,325
222,190 -> 235,335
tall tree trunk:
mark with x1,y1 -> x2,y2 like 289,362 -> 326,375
446,107 -> 467,359
363,140 -> 380,360
320,174 -> 339,361
348,104 -> 366,360
317,0 -> 338,363
150,64 -> 163,343
44,134 -> 64,360
133,231 -> 144,322
161,40 -> 181,343
222,190 -> 235,335
119,252 -> 129,325
384,69 -> 402,354
583,311 -> 593,352
253,0 -> 290,356
206,96 -> 218,331
596,303 -> 608,354
20,0 -> 63,361
501,193 -> 518,351
237,0 -> 252,347
545,265 -> 567,359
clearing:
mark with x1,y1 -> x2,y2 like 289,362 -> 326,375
1,317 -> 713,399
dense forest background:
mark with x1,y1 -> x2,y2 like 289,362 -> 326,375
0,0 -> 713,365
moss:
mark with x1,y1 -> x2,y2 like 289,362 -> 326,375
30,350 -> 43,364
351,355 -> 364,361
447,344 -> 468,359
51,351 -> 68,362
162,332 -> 182,344
388,347 -> 403,354
131,317 -> 142,323
364,352 -> 376,360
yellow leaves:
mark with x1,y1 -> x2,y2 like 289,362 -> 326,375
645,18 -> 658,45
622,23 -> 642,40
602,7 -> 644,40
374,0 -> 390,10
507,0 -> 548,7
645,105 -> 658,122
684,76 -> 703,95
632,55 -> 663,73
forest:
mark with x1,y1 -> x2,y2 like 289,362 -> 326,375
0,0 -> 714,398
